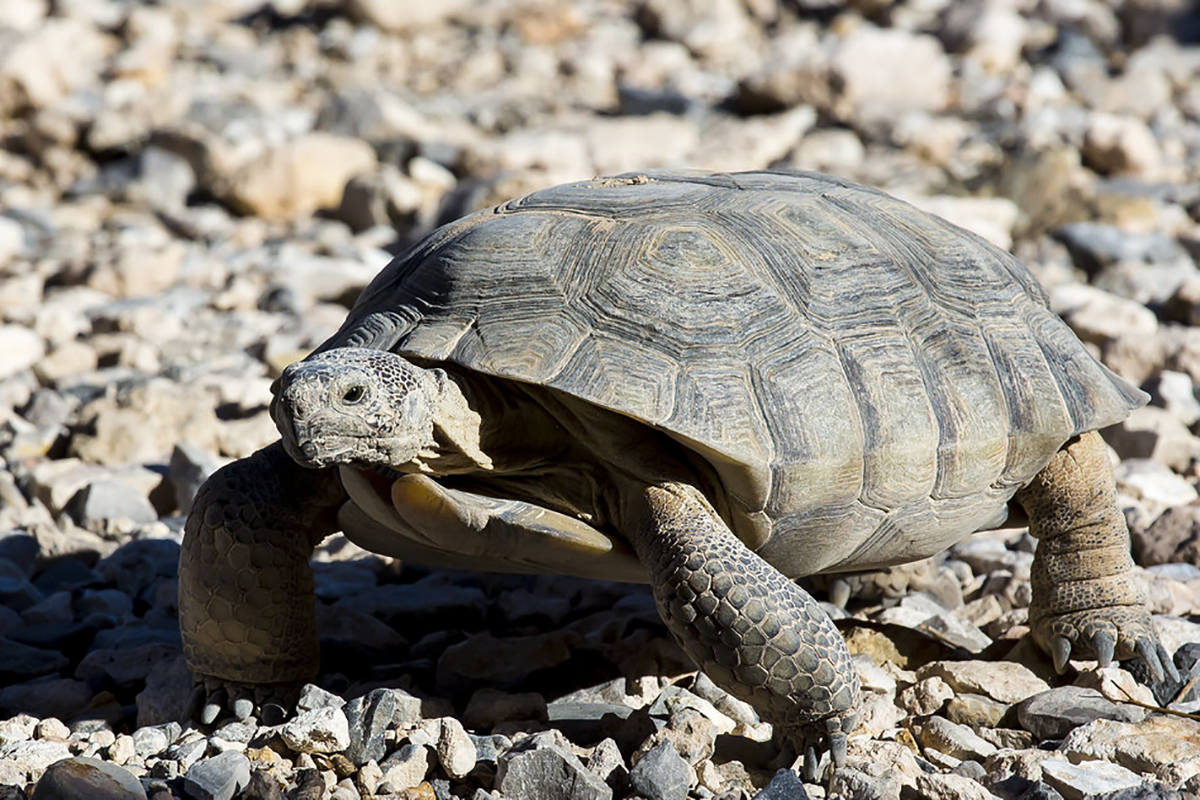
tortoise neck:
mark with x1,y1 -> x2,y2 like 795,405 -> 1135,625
408,366 -> 494,475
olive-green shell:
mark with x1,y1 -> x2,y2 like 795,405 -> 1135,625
322,170 -> 1145,575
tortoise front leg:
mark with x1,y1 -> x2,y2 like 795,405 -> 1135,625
1016,431 -> 1177,681
622,481 -> 859,778
179,441 -> 347,723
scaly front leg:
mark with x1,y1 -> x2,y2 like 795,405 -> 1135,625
622,481 -> 859,778
178,441 -> 347,723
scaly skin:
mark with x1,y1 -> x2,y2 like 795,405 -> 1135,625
178,441 -> 346,720
624,482 -> 859,771
1016,431 -> 1176,681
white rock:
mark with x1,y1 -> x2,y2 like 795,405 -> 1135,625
0,0 -> 46,31
0,215 -> 23,267
0,325 -> 44,380
0,740 -> 72,781
1049,283 -> 1159,346
901,194 -> 1020,251
831,24 -> 951,121
1040,757 -> 1141,800
916,771 -> 995,800
280,707 -> 351,754
917,660 -> 1050,705
345,0 -> 472,31
227,134 -> 377,221
1114,459 -> 1199,513
378,743 -> 434,793
0,18 -> 116,113
1083,113 -> 1162,176
915,715 -> 997,761
435,717 -> 476,780
1106,406 -> 1200,472
791,128 -> 865,174
964,4 -> 1029,76
1147,370 -> 1200,426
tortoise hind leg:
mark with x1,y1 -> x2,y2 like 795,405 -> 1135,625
178,441 -> 347,723
622,482 -> 859,777
1015,431 -> 1177,681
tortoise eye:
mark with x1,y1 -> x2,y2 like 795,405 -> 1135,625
342,385 -> 366,405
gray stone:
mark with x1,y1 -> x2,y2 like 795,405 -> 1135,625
30,756 -> 147,800
168,443 -> 222,515
497,731 -> 612,800
462,688 -> 548,728
343,688 -> 395,766
752,768 -> 809,799
630,742 -> 694,800
76,643 -> 181,689
135,653 -> 193,728
1133,504 -> 1200,569
131,724 -> 176,758
0,677 -> 94,721
183,751 -> 251,800
1017,686 -> 1145,740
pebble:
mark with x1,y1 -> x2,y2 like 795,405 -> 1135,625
377,743 -> 433,793
915,715 -> 998,762
1017,686 -> 1146,740
29,757 -> 147,800
1040,757 -> 1143,800
182,750 -> 251,800
496,731 -> 612,800
917,660 -> 1051,705
629,742 -> 694,800
280,706 -> 351,754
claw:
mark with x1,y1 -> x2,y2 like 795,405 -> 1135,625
1091,630 -> 1115,668
232,691 -> 255,721
1051,635 -> 1072,674
1159,643 -> 1180,683
802,744 -> 819,783
201,686 -> 227,725
829,578 -> 851,609
829,731 -> 847,769
1136,639 -> 1165,683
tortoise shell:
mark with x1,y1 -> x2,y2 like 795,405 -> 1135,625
319,170 -> 1144,576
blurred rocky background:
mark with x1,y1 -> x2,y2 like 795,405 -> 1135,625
2,0 -> 1200,798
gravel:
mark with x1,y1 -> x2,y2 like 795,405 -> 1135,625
1,0 -> 1200,798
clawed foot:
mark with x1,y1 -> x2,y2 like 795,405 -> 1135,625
782,709 -> 856,783
186,677 -> 301,726
1034,608 -> 1179,683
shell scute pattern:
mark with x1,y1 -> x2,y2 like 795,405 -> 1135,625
338,170 -> 1143,576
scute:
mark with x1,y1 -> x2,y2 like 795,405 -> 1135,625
327,169 -> 1146,574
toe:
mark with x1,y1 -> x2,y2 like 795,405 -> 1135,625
1136,638 -> 1165,683
1051,635 -> 1072,674
1090,630 -> 1116,668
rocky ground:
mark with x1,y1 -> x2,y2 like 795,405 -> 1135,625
2,0 -> 1200,798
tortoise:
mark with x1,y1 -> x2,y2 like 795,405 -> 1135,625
179,169 -> 1175,772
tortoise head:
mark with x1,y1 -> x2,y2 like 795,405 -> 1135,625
271,348 -> 437,471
